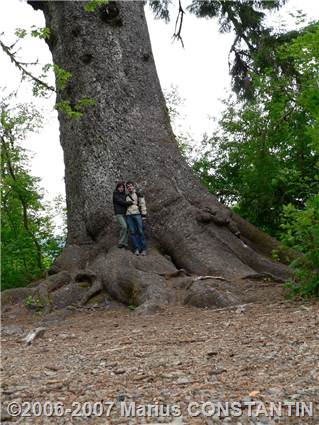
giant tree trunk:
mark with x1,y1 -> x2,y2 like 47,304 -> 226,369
20,1 -> 293,313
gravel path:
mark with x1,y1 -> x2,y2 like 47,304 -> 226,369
1,300 -> 319,424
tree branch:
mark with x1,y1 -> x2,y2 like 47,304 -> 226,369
172,0 -> 185,47
0,38 -> 55,93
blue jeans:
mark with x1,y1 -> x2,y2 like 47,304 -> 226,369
126,214 -> 146,252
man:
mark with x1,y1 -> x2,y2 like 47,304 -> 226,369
125,181 -> 147,256
113,182 -> 133,249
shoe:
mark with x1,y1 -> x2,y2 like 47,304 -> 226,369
134,249 -> 139,256
140,251 -> 147,256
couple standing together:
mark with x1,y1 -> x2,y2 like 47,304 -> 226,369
113,181 -> 147,256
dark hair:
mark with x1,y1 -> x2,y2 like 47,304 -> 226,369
115,181 -> 125,191
126,181 -> 134,187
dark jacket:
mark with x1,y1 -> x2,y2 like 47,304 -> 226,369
113,191 -> 132,215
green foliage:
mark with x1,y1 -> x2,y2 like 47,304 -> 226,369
14,28 -> 27,39
1,100 -> 66,291
76,97 -> 97,110
191,21 -> 319,298
84,0 -> 108,13
280,195 -> 319,298
55,101 -> 81,119
15,26 -> 50,40
31,63 -> 72,97
41,64 -> 71,91
193,22 -> 319,237
149,0 -> 171,22
55,98 -> 96,120
25,294 -> 44,312
30,26 -> 50,40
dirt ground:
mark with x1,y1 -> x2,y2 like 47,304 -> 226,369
1,285 -> 319,425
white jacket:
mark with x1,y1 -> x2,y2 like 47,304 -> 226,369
126,191 -> 147,216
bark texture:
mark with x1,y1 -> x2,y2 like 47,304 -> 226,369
13,0 -> 292,312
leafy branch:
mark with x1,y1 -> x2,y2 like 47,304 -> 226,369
1,31 -> 96,119
55,98 -> 97,120
0,37 -> 55,94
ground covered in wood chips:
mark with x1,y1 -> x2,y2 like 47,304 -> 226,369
1,295 -> 319,425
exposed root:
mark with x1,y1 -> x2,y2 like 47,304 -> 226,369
242,272 -> 286,283
184,278 -> 240,308
35,271 -> 72,313
1,271 -> 71,314
74,270 -> 103,306
2,241 -> 289,315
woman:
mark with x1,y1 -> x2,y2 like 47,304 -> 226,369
113,182 -> 133,249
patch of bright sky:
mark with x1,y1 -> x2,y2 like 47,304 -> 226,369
1,0 -> 319,201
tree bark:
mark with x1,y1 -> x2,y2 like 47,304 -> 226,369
25,1 -> 290,309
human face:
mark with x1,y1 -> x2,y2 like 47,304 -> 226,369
126,183 -> 134,193
117,185 -> 124,192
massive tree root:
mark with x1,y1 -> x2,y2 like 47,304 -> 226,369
1,236 -> 290,315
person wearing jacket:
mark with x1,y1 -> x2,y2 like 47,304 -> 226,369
113,182 -> 133,249
125,181 -> 147,256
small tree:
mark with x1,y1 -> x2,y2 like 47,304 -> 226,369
1,99 -> 65,290
281,195 -> 319,298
